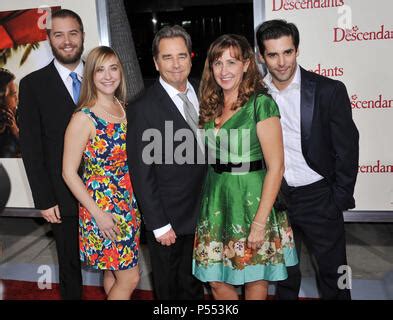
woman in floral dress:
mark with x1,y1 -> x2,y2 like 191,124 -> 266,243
63,46 -> 140,300
192,35 -> 298,300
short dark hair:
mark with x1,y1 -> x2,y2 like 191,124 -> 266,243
152,25 -> 192,58
0,68 -> 15,108
256,19 -> 299,56
46,9 -> 84,35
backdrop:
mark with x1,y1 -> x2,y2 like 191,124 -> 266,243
254,0 -> 393,211
0,0 -> 103,208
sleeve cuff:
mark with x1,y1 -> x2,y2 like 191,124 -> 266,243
153,224 -> 172,238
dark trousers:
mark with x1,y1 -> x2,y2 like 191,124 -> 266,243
276,179 -> 351,300
51,215 -> 82,300
146,231 -> 204,300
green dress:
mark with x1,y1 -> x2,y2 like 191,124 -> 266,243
192,94 -> 298,285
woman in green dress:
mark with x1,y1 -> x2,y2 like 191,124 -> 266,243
192,34 -> 298,300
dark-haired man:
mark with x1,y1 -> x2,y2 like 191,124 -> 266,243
19,9 -> 85,300
256,19 -> 359,300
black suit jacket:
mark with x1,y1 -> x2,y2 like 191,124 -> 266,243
298,67 -> 359,210
18,61 -> 78,215
126,80 -> 206,235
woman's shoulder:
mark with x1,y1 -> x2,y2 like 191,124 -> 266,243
249,92 -> 280,121
78,107 -> 92,115
252,91 -> 277,107
72,108 -> 96,125
254,92 -> 275,104
240,92 -> 274,112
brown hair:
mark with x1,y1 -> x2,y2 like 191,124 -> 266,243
77,46 -> 127,111
199,34 -> 267,127
0,68 -> 15,109
46,8 -> 84,36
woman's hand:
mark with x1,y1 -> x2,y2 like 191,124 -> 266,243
6,109 -> 19,137
94,211 -> 120,241
247,221 -> 266,250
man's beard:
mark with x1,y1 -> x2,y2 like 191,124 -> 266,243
50,43 -> 84,65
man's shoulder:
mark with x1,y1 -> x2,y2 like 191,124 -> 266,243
131,81 -> 163,107
301,67 -> 344,89
20,61 -> 54,84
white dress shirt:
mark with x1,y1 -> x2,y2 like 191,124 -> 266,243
159,77 -> 199,117
153,77 -> 199,238
53,59 -> 84,101
264,64 -> 323,187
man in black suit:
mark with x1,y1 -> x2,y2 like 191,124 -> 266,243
256,20 -> 359,300
127,25 -> 205,300
18,9 -> 84,300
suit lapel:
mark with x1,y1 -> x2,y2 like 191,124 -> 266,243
153,80 -> 203,153
154,80 -> 195,131
300,67 -> 316,156
46,61 -> 77,112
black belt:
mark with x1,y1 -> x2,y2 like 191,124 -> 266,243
211,160 -> 264,174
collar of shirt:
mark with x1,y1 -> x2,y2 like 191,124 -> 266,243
54,59 -> 84,84
264,64 -> 301,94
159,76 -> 199,112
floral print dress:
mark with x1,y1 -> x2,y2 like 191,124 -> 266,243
79,108 -> 140,270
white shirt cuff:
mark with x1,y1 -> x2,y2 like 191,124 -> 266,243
153,224 -> 172,238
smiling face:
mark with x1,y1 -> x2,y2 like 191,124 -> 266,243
48,16 -> 84,68
93,55 -> 121,98
212,47 -> 249,96
260,35 -> 298,91
153,37 -> 192,92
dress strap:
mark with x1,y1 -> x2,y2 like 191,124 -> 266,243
80,107 -> 98,127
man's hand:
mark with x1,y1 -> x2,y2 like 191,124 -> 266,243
156,228 -> 176,246
41,205 -> 61,224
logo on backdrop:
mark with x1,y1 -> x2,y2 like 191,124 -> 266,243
309,64 -> 344,77
334,25 -> 393,42
272,0 -> 344,11
359,161 -> 393,174
351,94 -> 393,110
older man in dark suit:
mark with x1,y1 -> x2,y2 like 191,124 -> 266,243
126,25 -> 205,300
256,19 -> 359,300
18,9 -> 84,300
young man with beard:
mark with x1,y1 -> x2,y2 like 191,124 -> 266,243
256,19 -> 359,300
18,9 -> 85,300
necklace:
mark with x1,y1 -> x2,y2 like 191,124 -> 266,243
99,98 -> 126,121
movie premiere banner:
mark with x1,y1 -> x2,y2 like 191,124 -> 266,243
0,0 -> 103,209
254,0 -> 393,211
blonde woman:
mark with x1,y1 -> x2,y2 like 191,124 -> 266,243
62,46 -> 140,300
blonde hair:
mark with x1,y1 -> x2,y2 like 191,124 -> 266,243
77,46 -> 127,110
